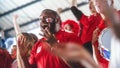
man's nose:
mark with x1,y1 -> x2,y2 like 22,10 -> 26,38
41,23 -> 49,29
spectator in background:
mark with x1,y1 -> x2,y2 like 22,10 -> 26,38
91,0 -> 116,68
70,0 -> 102,55
5,37 -> 16,54
92,0 -> 120,68
57,8 -> 80,36
0,47 -> 12,68
12,15 -> 38,68
92,20 -> 110,68
0,28 -> 6,48
12,33 -> 38,68
11,45 -> 17,60
17,33 -> 38,67
61,20 -> 80,36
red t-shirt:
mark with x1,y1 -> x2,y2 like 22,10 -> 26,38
61,20 -> 80,36
56,31 -> 81,44
0,48 -> 12,68
79,13 -> 102,44
29,31 -> 81,68
94,20 -> 109,68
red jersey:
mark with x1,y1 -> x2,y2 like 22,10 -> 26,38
93,20 -> 109,68
0,48 -> 12,68
79,13 -> 102,44
56,31 -> 80,44
29,31 -> 80,68
61,20 -> 80,36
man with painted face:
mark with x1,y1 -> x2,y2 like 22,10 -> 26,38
39,9 -> 61,43
29,9 -> 81,68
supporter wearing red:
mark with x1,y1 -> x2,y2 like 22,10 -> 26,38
0,47 -> 12,68
29,9 -> 76,68
70,0 -> 102,55
92,20 -> 109,68
61,20 -> 80,36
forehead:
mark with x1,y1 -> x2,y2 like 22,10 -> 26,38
40,11 -> 56,18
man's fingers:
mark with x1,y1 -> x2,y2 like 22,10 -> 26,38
45,27 -> 51,36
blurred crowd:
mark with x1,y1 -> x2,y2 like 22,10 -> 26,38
0,0 -> 120,68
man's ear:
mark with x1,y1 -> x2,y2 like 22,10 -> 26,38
55,16 -> 59,22
55,15 -> 61,23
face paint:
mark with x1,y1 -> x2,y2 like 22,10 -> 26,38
46,18 -> 53,23
39,12 -> 61,34
55,23 -> 60,32
40,16 -> 54,30
48,19 -> 61,34
39,16 -> 54,23
49,20 -> 56,34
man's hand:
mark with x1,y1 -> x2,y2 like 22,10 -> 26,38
41,27 -> 58,45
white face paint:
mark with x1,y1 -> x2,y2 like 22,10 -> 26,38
55,23 -> 61,32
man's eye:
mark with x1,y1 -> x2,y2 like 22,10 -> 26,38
39,16 -> 53,23
46,18 -> 53,23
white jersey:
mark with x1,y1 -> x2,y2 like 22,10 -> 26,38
109,36 -> 120,68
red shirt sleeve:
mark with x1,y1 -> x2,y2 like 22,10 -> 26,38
79,14 -> 89,26
0,48 -> 12,68
98,20 -> 106,31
